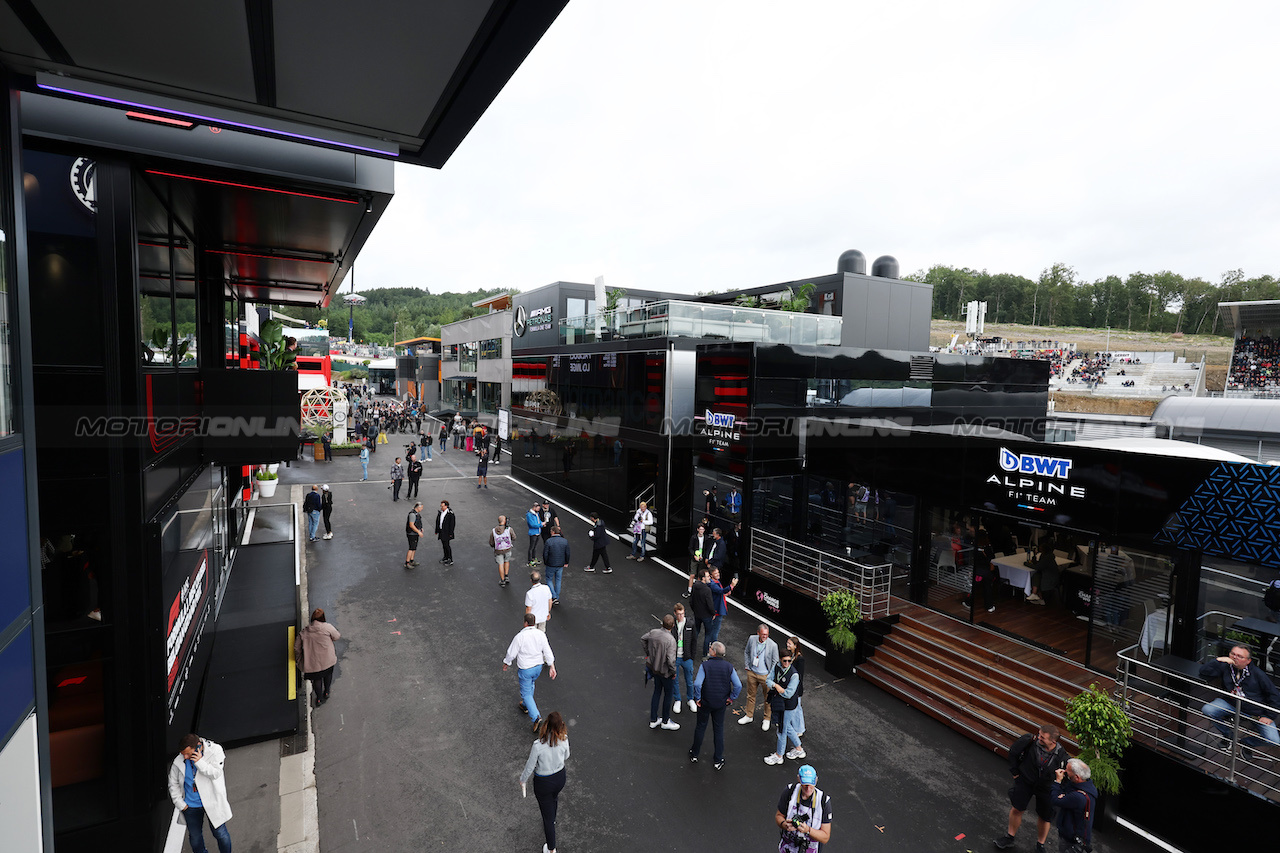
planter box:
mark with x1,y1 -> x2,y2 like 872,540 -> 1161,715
331,446 -> 361,457
822,647 -> 858,678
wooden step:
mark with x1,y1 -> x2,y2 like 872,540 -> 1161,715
857,661 -> 1009,755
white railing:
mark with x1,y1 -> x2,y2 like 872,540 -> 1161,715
1115,646 -> 1280,795
750,528 -> 890,620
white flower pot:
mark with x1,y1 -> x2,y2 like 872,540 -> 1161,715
257,478 -> 278,499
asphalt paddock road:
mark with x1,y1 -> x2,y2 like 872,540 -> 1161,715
287,452 -> 1155,853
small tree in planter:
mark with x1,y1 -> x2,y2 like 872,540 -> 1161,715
255,469 -> 279,499
821,588 -> 861,676
1064,683 -> 1133,796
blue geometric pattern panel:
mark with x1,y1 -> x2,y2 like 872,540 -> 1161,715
1157,463 -> 1280,568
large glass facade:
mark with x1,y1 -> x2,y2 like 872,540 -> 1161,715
459,341 -> 477,373
511,352 -> 666,431
479,381 -> 501,414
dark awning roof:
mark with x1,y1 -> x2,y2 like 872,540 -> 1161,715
1217,300 -> 1280,334
0,0 -> 567,168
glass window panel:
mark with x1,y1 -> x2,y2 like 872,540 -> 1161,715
0,227 -> 13,435
459,342 -> 477,372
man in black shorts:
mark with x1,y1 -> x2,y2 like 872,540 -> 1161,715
995,724 -> 1069,853
404,502 -> 423,569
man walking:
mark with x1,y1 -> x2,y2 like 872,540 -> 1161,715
404,502 -> 423,569
503,613 -> 557,731
775,764 -> 833,853
671,603 -> 696,714
168,733 -> 233,853
739,624 -> 779,731
390,457 -> 404,502
406,454 -> 423,499
489,514 -> 515,587
994,724 -> 1070,852
320,484 -> 334,540
542,524 -> 570,605
524,570 -> 552,632
643,614 -> 681,731
525,501 -> 543,567
688,641 -> 741,770
303,485 -> 322,542
585,512 -> 612,573
435,500 -> 456,565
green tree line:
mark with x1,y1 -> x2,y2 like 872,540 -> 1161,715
288,287 -> 508,345
908,263 -> 1280,336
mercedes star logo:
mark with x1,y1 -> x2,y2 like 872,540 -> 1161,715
514,305 -> 528,337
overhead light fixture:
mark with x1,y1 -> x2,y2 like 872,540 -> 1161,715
144,169 -> 360,204
126,111 -> 196,129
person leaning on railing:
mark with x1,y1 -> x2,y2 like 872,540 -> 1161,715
1200,645 -> 1280,761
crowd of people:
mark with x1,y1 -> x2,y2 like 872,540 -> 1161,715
1227,334 -> 1280,390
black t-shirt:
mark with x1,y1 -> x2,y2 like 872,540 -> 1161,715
409,460 -> 423,477
777,784 -> 832,846
406,511 -> 422,535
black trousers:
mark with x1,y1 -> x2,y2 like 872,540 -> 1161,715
533,767 -> 566,851
406,474 -> 420,498
589,547 -> 611,569
440,538 -> 453,561
322,508 -> 332,534
528,535 -> 540,564
307,666 -> 334,702
690,704 -> 727,763
392,478 -> 402,501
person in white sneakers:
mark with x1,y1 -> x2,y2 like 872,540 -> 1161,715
525,571 -> 552,633
671,603 -> 697,714
763,651 -> 803,765
740,624 -> 779,731
642,615 -> 680,730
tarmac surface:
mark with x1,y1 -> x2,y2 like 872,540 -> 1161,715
278,440 -> 1158,853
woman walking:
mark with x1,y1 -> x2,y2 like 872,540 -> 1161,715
521,711 -> 570,853
294,608 -> 340,707
785,637 -> 806,741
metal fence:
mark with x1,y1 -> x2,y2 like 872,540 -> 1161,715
750,528 -> 890,620
1115,646 -> 1280,796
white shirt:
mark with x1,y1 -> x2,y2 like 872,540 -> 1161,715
525,583 -> 553,623
504,626 -> 555,670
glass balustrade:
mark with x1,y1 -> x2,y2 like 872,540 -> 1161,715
560,300 -> 842,346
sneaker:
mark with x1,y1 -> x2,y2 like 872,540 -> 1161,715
1215,738 -> 1232,752
403,562 -> 412,569
1026,593 -> 1042,602
738,715 -> 754,726
786,747 -> 807,760
672,702 -> 681,714
409,560 -> 419,567
961,601 -> 971,610
660,720 -> 680,731
764,753 -> 784,765
1035,844 -> 1046,853
714,759 -> 725,771
552,598 -> 560,606
531,717 -> 542,733
603,568 -> 613,574
1240,746 -> 1257,761
762,719 -> 771,732
994,834 -> 1016,850
987,606 -> 996,613
519,702 -> 528,714
688,700 -> 697,713
484,484 -> 489,489
688,752 -> 698,763
584,566 -> 595,572
323,533 -> 333,540
649,720 -> 660,729
681,591 -> 692,598
636,557 -> 645,562
1028,597 -> 1046,606
625,555 -> 636,560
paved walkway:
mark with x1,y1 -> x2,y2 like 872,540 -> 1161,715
225,444 -> 1159,853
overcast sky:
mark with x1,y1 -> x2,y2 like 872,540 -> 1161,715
352,1 -> 1280,296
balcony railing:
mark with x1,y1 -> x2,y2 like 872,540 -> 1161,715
559,300 -> 842,347
1115,645 -> 1280,802
750,528 -> 890,620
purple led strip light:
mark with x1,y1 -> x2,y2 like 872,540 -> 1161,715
37,82 -> 399,157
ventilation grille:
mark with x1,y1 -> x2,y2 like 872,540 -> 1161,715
910,356 -> 935,381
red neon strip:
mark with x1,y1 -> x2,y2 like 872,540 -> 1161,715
58,676 -> 88,687
207,248 -> 334,265
144,169 -> 360,204
126,111 -> 195,128
715,388 -> 749,396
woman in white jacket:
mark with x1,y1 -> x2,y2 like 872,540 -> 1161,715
167,733 -> 232,852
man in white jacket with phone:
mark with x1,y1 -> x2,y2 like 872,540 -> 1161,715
167,733 -> 233,852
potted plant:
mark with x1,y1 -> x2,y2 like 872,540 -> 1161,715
821,588 -> 861,677
258,319 -> 297,370
255,468 -> 279,499
1064,683 -> 1133,816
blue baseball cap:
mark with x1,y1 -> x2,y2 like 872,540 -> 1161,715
798,764 -> 817,784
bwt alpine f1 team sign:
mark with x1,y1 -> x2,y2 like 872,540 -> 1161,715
986,447 -> 1086,511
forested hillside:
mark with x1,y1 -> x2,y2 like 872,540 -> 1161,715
288,287 -> 509,344
911,263 -> 1278,336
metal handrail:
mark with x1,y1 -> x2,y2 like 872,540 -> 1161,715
750,528 -> 890,619
1115,646 -> 1279,792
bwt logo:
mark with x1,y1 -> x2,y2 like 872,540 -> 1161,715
704,410 -> 736,429
999,448 -> 1073,479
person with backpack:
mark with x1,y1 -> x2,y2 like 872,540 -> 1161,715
994,724 -> 1070,852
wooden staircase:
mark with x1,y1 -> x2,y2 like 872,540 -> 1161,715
857,603 -> 1106,755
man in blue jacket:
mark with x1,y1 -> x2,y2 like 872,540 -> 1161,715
525,502 -> 543,567
542,525 -> 570,605
706,565 -> 737,657
1049,759 -> 1097,853
1200,645 -> 1279,759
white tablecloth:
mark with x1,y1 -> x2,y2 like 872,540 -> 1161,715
993,558 -> 1033,595
1140,610 -> 1169,656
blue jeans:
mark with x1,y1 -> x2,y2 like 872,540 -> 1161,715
182,806 -> 232,853
705,614 -> 724,651
306,510 -> 321,540
775,706 -> 802,756
696,616 -> 716,657
361,461 -> 368,480
690,704 -> 726,763
1202,697 -> 1280,747
544,565 -> 563,600
791,697 -> 805,734
518,665 -> 542,721
673,658 -> 695,702
650,672 -> 674,722
631,534 -> 646,559
423,442 -> 432,460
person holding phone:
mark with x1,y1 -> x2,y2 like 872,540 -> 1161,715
168,734 -> 233,853
775,764 -> 832,853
